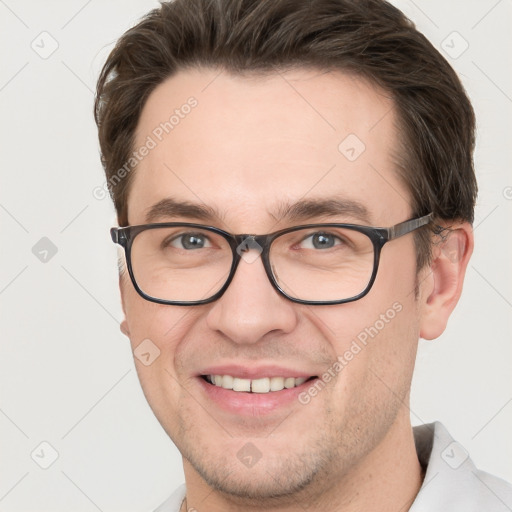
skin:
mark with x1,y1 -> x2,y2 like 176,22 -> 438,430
118,68 -> 473,511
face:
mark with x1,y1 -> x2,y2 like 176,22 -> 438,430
121,68 -> 429,504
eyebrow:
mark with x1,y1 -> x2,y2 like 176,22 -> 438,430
144,197 -> 372,226
271,198 -> 372,224
145,198 -> 223,223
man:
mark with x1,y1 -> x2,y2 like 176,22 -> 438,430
94,0 -> 511,510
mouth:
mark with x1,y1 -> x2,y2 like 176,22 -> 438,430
201,374 -> 317,393
196,365 -> 321,416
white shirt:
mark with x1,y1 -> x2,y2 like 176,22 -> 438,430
154,422 -> 512,511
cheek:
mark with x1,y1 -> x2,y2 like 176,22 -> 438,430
121,279 -> 201,400
123,299 -> 210,443
121,274 -> 194,350
304,254 -> 420,401
349,293 -> 420,410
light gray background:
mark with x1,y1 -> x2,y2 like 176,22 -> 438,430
0,0 -> 511,510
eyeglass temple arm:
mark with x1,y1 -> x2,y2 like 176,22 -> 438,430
387,213 -> 433,240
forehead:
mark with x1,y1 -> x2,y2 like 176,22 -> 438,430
129,67 -> 411,228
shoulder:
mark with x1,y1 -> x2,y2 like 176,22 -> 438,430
410,422 -> 512,511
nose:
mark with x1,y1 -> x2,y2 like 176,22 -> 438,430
205,250 -> 298,344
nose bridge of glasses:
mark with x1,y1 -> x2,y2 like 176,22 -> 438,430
224,234 -> 278,300
231,233 -> 270,263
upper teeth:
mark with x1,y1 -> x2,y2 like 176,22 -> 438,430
206,375 -> 309,393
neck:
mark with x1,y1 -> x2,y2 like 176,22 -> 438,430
181,412 -> 424,512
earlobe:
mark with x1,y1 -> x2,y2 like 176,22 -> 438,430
419,222 -> 474,340
120,319 -> 130,337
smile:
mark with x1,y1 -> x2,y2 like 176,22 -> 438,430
202,374 -> 316,393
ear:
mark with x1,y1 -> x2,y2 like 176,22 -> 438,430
119,273 -> 131,337
419,221 -> 474,340
120,318 -> 130,337
115,246 -> 131,337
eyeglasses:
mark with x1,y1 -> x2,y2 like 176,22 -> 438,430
110,213 -> 432,306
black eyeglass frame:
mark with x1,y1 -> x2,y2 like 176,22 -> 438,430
110,212 -> 433,306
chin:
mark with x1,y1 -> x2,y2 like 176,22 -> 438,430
199,459 -> 319,502
181,435 -> 337,505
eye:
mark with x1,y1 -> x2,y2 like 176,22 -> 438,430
168,232 -> 212,250
299,232 -> 343,250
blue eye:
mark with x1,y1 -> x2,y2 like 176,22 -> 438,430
300,232 -> 342,250
169,233 -> 212,250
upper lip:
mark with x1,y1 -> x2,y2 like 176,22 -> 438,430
198,364 -> 317,380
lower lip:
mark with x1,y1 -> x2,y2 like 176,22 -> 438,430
197,377 -> 317,416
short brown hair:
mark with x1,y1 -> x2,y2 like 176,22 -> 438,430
94,0 -> 477,269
